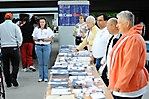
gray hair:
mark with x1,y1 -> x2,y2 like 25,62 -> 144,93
86,15 -> 96,25
116,10 -> 134,27
108,18 -> 118,25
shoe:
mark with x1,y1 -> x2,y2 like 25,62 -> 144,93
29,66 -> 36,72
21,68 -> 27,72
44,79 -> 48,82
11,78 -> 19,87
38,79 -> 43,82
6,84 -> 12,88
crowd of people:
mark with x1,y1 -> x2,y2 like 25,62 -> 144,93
0,10 -> 148,99
0,13 -> 54,88
73,10 -> 148,99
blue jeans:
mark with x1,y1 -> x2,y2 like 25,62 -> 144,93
96,58 -> 102,71
35,44 -> 51,80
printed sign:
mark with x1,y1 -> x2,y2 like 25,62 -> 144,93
58,4 -> 89,26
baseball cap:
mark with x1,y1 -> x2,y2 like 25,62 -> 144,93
4,13 -> 13,19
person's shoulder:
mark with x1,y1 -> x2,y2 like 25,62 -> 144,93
34,27 -> 39,30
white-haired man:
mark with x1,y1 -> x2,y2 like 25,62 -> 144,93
74,15 -> 100,53
109,10 -> 148,99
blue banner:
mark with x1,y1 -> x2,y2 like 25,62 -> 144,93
58,4 -> 89,26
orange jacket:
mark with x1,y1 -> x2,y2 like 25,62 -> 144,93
109,24 -> 148,92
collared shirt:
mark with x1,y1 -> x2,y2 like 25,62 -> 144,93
92,27 -> 111,58
106,33 -> 121,79
32,27 -> 54,45
73,22 -> 87,37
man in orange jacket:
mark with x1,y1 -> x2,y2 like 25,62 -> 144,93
109,10 -> 148,99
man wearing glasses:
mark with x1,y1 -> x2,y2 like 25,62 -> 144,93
90,13 -> 111,71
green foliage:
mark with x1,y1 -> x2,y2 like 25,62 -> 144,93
90,12 -> 117,18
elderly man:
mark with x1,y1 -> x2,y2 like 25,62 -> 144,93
100,18 -> 122,86
109,10 -> 148,99
90,13 -> 111,71
74,15 -> 100,53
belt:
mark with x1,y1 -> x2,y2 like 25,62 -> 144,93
97,57 -> 103,60
36,44 -> 47,46
1,46 -> 18,49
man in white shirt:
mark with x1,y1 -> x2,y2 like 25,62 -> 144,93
90,13 -> 111,71
100,18 -> 122,86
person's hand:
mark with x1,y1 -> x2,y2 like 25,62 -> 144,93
49,36 -> 54,41
101,64 -> 104,66
42,37 -> 53,42
114,87 -> 120,92
90,57 -> 94,65
73,34 -> 76,37
73,50 -> 78,53
107,86 -> 110,90
80,33 -> 85,38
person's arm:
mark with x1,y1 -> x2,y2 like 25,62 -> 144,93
90,55 -> 94,65
32,27 -> 39,41
76,36 -> 88,51
101,55 -> 106,66
42,28 -> 54,42
114,36 -> 143,91
73,25 -> 77,37
15,25 -> 23,47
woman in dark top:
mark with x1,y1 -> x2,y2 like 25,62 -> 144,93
20,17 -> 36,72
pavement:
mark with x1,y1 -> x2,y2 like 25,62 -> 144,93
1,33 -> 149,99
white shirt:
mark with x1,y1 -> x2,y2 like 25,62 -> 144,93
140,22 -> 146,36
92,27 -> 111,58
77,24 -> 81,36
106,33 -> 121,79
32,27 -> 54,45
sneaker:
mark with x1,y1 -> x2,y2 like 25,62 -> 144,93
6,83 -> 12,88
38,79 -> 43,82
29,66 -> 36,72
44,79 -> 48,82
21,68 -> 27,72
11,78 -> 19,87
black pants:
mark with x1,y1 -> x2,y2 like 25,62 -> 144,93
113,95 -> 143,99
1,47 -> 20,85
101,65 -> 109,87
32,43 -> 37,59
75,36 -> 82,45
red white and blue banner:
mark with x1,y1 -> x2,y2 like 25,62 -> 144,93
58,3 -> 89,26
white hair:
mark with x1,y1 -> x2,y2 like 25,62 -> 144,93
116,10 -> 134,27
86,15 -> 96,25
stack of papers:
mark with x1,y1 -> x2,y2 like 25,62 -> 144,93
46,95 -> 74,99
72,57 -> 90,62
58,53 -> 68,56
90,92 -> 105,99
51,70 -> 69,78
51,88 -> 71,95
69,72 -> 88,76
48,79 -> 69,88
68,67 -> 85,72
52,65 -> 67,70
